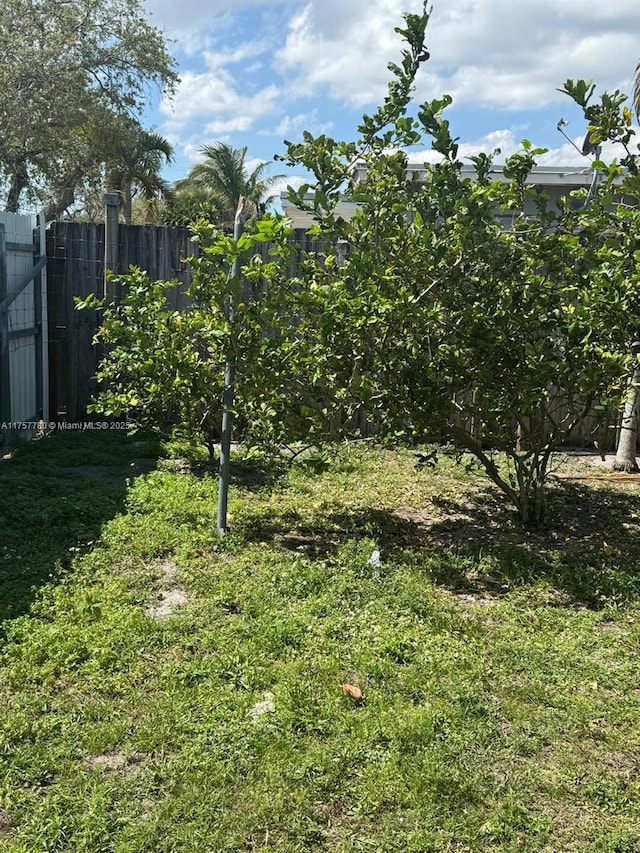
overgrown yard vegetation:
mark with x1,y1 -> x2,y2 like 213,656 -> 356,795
87,6 -> 640,526
4,7 -> 640,850
2,431 -> 640,851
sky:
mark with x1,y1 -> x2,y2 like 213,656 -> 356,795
141,0 -> 640,199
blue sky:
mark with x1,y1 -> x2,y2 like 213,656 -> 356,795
141,0 -> 640,196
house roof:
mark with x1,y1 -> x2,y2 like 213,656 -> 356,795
350,161 -> 599,187
280,163 -> 620,228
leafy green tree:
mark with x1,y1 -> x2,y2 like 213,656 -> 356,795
271,9 -> 640,524
83,216 -> 295,455
0,0 -> 177,213
167,143 -> 284,229
271,143 -> 639,522
161,183 -> 225,228
84,267 -> 224,457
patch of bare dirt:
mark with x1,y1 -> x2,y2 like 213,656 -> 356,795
456,593 -> 496,607
0,808 -> 15,837
599,751 -> 639,777
312,799 -> 353,840
86,752 -> 145,774
558,451 -> 617,469
551,450 -> 640,482
390,450 -> 640,557
313,799 -> 349,820
597,619 -> 630,634
88,752 -> 128,771
145,559 -> 189,619
140,797 -> 156,820
158,458 -> 216,476
249,692 -> 276,721
392,502 -> 526,549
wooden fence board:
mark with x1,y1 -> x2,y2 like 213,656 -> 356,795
46,223 -> 327,420
47,223 -> 200,420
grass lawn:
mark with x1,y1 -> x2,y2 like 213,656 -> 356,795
1,431 -> 640,852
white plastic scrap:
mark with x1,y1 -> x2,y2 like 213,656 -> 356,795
366,549 -> 381,568
249,692 -> 276,721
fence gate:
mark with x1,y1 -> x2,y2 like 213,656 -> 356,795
0,212 -> 49,448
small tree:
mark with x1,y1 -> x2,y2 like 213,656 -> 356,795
84,215 -> 295,456
272,7 -> 640,524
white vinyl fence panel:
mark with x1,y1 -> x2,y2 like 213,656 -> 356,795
0,211 -> 48,445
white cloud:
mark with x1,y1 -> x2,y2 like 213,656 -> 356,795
276,0 -> 639,111
181,141 -> 205,163
144,0 -> 294,44
161,58 -> 280,136
407,130 -> 530,166
206,116 -> 255,134
407,130 -> 624,170
272,175 -> 307,194
454,130 -> 618,167
457,130 -> 522,161
244,155 -> 269,175
538,138 -> 621,166
146,0 -> 639,191
202,42 -> 269,69
259,110 -> 333,139
276,0 -> 412,105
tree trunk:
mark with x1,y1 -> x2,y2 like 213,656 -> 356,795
44,186 -> 76,222
614,367 -> 640,473
122,183 -> 132,225
6,159 -> 29,213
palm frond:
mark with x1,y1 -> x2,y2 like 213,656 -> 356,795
176,143 -> 284,228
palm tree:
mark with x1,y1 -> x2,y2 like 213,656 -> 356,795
171,143 -> 284,229
106,128 -> 174,225
635,59 -> 640,119
162,182 -> 226,228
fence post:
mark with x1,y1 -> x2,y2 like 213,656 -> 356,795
35,212 -> 49,424
103,192 -> 120,301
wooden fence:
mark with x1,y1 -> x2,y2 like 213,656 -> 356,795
46,222 -> 331,422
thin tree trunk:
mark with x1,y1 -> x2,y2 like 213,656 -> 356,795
6,159 -> 29,213
614,367 -> 640,473
123,184 -> 132,225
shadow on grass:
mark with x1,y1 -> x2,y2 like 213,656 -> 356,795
229,456 -> 289,491
240,476 -> 640,609
161,455 -> 288,493
0,429 -> 162,632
